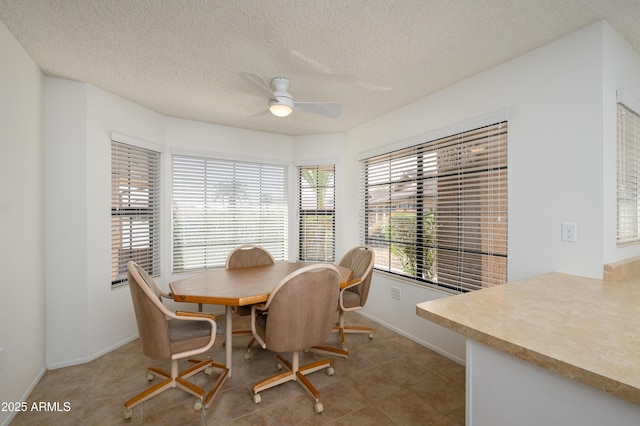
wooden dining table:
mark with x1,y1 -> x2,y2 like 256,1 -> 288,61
170,262 -> 354,376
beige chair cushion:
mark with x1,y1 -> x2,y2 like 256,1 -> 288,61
341,289 -> 362,309
253,265 -> 340,354
339,246 -> 374,307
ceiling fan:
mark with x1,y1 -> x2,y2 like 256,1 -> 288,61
243,73 -> 342,118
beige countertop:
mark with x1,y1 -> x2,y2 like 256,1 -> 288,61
416,272 -> 640,406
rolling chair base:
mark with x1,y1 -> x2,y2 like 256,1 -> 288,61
122,358 -> 228,419
252,352 -> 333,413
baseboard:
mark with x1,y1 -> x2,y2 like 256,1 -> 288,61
355,311 -> 466,366
46,334 -> 139,370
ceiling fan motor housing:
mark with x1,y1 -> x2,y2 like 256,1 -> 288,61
271,77 -> 291,95
269,96 -> 293,109
268,77 -> 294,113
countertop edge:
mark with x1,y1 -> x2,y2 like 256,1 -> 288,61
416,302 -> 640,406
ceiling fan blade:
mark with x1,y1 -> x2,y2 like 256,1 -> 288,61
294,102 -> 341,118
248,109 -> 271,119
240,72 -> 274,98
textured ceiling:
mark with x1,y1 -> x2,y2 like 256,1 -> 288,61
1,0 -> 640,136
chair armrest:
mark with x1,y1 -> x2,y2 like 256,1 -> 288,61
158,288 -> 173,299
341,278 -> 362,291
339,278 -> 363,311
175,310 -> 217,322
250,304 -> 268,349
171,310 -> 219,359
251,303 -> 268,313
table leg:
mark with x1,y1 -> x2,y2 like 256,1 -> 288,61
225,305 -> 233,376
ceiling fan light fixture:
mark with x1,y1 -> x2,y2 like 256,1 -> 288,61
268,98 -> 293,117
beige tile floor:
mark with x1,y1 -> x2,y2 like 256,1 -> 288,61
10,312 -> 465,425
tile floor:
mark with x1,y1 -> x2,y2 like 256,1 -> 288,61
10,312 -> 465,425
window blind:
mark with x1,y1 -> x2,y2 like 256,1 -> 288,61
617,103 -> 640,244
298,164 -> 335,262
172,154 -> 288,272
361,122 -> 508,292
111,141 -> 161,285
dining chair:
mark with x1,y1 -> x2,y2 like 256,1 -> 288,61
226,244 -> 275,269
226,244 -> 275,358
311,245 -> 375,358
122,261 -> 228,420
250,264 -> 340,413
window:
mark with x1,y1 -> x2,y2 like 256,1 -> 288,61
172,154 -> 288,272
361,122 -> 508,292
111,141 -> 161,285
298,164 -> 335,262
617,102 -> 640,244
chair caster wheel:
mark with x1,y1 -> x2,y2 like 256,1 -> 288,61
204,366 -> 214,375
368,333 -> 374,339
244,351 -> 251,360
146,372 -> 154,381
252,393 -> 261,404
193,400 -> 203,411
276,362 -> 283,370
122,408 -> 132,420
314,401 -> 324,413
326,367 -> 334,376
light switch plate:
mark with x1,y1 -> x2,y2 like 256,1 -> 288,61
391,286 -> 401,300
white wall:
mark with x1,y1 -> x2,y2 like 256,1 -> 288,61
44,78 -> 89,367
0,20 -> 45,426
341,21 -> 635,362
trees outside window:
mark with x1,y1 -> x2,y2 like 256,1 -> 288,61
362,122 -> 507,292
298,165 -> 335,262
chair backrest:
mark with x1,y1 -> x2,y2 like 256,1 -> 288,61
226,244 -> 275,269
261,264 -> 340,353
339,245 -> 375,306
127,261 -> 172,360
132,261 -> 166,299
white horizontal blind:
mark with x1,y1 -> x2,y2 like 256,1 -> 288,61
111,141 -> 161,285
172,154 -> 288,272
617,103 -> 640,244
361,122 -> 507,292
298,164 -> 335,262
